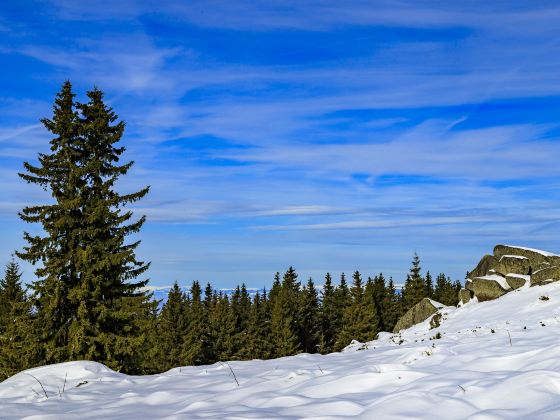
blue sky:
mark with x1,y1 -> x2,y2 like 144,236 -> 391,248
2,1 -> 560,289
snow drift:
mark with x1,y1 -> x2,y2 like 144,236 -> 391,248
1,281 -> 560,419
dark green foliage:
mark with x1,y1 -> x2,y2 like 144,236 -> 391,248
156,282 -> 188,371
210,292 -> 237,361
336,271 -> 379,350
381,278 -> 401,332
299,278 -> 320,353
433,273 -> 459,306
18,82 -> 80,366
16,82 -> 151,373
270,267 -> 301,357
425,271 -> 434,299
403,253 -> 427,310
319,273 -> 338,353
0,259 -> 34,380
240,291 -> 272,360
182,281 -> 213,365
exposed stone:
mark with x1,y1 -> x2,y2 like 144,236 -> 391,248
495,255 -> 531,276
458,288 -> 472,305
463,245 -> 560,303
468,254 -> 498,279
493,245 -> 550,265
532,261 -> 551,273
466,275 -> 510,302
505,274 -> 528,290
430,313 -> 442,329
393,298 -> 444,333
531,266 -> 560,285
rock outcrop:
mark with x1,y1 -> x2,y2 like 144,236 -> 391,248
393,298 -> 445,333
459,245 -> 560,303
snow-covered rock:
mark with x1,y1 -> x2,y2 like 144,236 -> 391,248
2,282 -> 560,419
463,245 -> 560,303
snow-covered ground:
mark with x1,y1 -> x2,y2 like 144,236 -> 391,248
2,282 -> 560,419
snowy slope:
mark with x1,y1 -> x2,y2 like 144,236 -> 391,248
2,282 -> 560,419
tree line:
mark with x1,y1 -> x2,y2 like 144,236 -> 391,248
0,254 -> 460,378
0,82 -> 461,380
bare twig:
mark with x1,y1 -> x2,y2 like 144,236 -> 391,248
220,362 -> 239,386
316,364 -> 324,374
458,385 -> 466,393
507,330 -> 512,347
25,373 -> 48,399
62,372 -> 67,396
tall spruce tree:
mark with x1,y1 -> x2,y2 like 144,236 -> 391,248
69,87 -> 150,371
17,82 -> 81,365
18,83 -> 151,372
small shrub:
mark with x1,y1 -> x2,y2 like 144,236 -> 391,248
539,295 -> 550,301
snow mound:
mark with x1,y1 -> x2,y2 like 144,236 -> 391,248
2,283 -> 560,419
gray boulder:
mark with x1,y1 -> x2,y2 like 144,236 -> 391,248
464,245 -> 560,303
465,275 -> 510,302
531,266 -> 560,285
468,254 -> 498,279
458,288 -> 473,304
505,274 -> 528,289
393,298 -> 444,333
493,245 -> 550,265
495,255 -> 531,276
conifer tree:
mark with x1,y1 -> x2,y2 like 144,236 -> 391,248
66,87 -> 150,372
403,253 -> 426,310
425,271 -> 434,299
433,273 -> 459,306
231,283 -> 252,358
0,259 -> 34,379
371,274 -> 386,331
182,281 -> 212,365
210,292 -> 236,361
156,282 -> 188,371
319,273 -> 337,353
18,83 -> 151,372
241,291 -> 272,360
380,277 -> 399,332
336,271 -> 378,349
299,277 -> 320,353
17,81 -> 81,365
268,272 -> 281,305
270,267 -> 301,357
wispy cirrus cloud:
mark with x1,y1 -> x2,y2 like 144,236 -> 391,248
2,1 -> 560,287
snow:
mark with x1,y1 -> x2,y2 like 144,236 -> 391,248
474,274 -> 512,290
499,254 -> 528,261
503,245 -> 559,257
2,283 -> 560,419
507,273 -> 530,281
